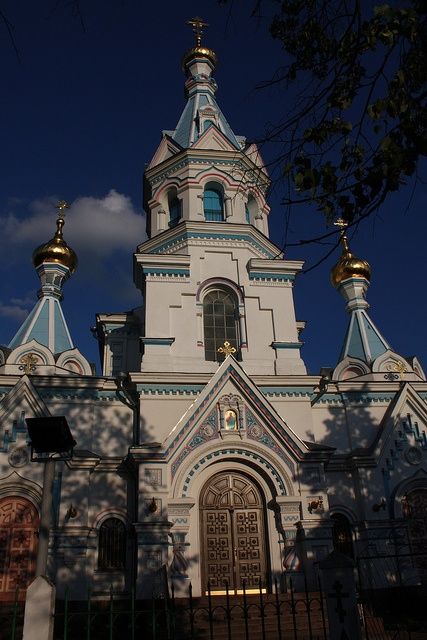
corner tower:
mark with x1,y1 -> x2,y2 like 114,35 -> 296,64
131,19 -> 306,376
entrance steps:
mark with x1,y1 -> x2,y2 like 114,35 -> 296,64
172,592 -> 328,640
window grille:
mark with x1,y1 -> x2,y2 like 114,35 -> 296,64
203,289 -> 239,362
98,517 -> 126,570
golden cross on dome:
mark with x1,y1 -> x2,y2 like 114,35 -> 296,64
19,353 -> 38,375
218,341 -> 237,358
187,16 -> 209,47
333,218 -> 348,231
334,217 -> 350,251
56,200 -> 69,217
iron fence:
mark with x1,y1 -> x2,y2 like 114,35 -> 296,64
52,577 -> 328,640
0,589 -> 24,640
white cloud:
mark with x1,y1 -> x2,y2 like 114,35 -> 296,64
0,190 -> 146,259
0,302 -> 29,322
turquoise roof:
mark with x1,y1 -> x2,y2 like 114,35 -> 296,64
172,89 -> 240,149
339,309 -> 390,364
9,296 -> 73,354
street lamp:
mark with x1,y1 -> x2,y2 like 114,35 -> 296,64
25,417 -> 76,577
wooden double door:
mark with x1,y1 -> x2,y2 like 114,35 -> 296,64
0,497 -> 39,600
200,472 -> 267,593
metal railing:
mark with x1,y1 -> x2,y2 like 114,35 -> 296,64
0,588 -> 24,640
53,576 -> 328,640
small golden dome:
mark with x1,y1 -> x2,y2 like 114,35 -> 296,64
182,45 -> 218,71
32,203 -> 78,274
331,245 -> 371,287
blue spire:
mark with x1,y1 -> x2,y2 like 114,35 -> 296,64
331,221 -> 390,365
9,203 -> 76,354
172,34 -> 241,149
339,309 -> 390,363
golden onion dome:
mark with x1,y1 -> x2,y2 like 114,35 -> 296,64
182,45 -> 218,71
32,203 -> 78,274
330,233 -> 371,287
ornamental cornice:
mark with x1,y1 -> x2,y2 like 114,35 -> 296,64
136,384 -> 202,396
147,150 -> 269,191
312,392 -> 396,406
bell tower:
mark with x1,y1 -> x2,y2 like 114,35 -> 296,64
99,19 -> 307,377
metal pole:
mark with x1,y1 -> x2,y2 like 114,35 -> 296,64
35,458 -> 56,576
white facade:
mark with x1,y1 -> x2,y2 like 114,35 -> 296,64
0,38 -> 427,601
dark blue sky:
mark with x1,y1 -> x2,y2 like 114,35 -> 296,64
1,1 -> 425,375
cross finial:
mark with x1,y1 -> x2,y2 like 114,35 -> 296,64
333,218 -> 348,231
334,218 -> 349,251
56,201 -> 69,217
217,341 -> 237,358
187,16 -> 209,47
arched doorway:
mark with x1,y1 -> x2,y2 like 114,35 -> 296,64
200,472 -> 268,593
0,496 -> 39,600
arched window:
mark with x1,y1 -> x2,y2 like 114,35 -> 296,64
204,184 -> 224,222
168,191 -> 181,228
98,517 -> 126,570
331,513 -> 353,558
203,119 -> 215,132
245,205 -> 251,223
203,289 -> 239,362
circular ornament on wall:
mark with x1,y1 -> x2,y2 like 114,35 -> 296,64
8,446 -> 29,468
248,425 -> 262,439
405,446 -> 422,466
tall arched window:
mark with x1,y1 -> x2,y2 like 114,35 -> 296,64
204,183 -> 224,222
98,517 -> 126,570
168,191 -> 181,228
203,289 -> 239,361
331,513 -> 353,558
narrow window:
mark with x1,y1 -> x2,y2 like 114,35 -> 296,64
168,195 -> 181,228
331,514 -> 353,558
203,289 -> 239,362
98,518 -> 126,570
245,204 -> 251,223
204,186 -> 224,222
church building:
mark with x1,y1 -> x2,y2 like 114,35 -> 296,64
0,21 -> 426,601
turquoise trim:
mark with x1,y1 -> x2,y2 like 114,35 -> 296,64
141,338 -> 175,346
260,386 -> 313,397
271,342 -> 303,349
317,392 -> 395,405
136,384 -> 203,395
249,272 -> 295,282
151,231 -> 276,259
142,267 -> 190,277
38,389 -> 118,400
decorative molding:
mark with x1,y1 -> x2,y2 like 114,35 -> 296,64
136,384 -> 202,395
271,342 -> 303,350
181,447 -> 288,497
